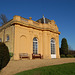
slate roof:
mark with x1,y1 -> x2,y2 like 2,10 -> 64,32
36,18 -> 51,24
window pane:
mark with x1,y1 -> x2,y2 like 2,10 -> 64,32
7,35 -> 9,41
33,38 -> 37,41
0,38 -> 2,42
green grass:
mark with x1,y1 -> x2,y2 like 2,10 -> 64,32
15,63 -> 75,75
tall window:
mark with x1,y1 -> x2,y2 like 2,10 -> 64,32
7,35 -> 9,41
0,38 -> 2,42
33,37 -> 38,54
51,38 -> 55,54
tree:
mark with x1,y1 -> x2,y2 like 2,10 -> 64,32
0,14 -> 8,25
0,42 -> 10,70
61,38 -> 68,56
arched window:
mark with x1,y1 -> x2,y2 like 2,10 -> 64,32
7,35 -> 9,41
51,38 -> 55,54
0,38 -> 2,42
33,37 -> 38,54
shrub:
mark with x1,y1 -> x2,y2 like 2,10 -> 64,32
73,55 -> 75,57
66,55 -> 74,58
0,42 -> 10,70
60,54 -> 65,58
9,52 -> 13,57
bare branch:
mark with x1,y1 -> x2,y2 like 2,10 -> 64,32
0,14 -> 8,25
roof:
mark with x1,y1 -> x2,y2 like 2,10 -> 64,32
36,18 -> 51,24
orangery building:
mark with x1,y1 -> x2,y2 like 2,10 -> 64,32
0,15 -> 60,60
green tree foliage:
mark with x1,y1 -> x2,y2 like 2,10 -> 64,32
0,42 -> 10,70
0,14 -> 8,25
61,38 -> 68,56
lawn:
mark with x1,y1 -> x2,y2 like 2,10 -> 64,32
15,63 -> 75,75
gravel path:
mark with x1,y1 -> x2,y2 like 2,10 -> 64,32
0,58 -> 75,75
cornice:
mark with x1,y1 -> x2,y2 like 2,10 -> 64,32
0,19 -> 14,31
12,20 -> 60,34
0,16 -> 60,34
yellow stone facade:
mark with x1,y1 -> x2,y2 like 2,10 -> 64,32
0,15 -> 60,60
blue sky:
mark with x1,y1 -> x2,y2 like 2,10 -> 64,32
0,0 -> 75,50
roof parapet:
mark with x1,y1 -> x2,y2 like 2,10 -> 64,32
13,15 -> 21,21
0,15 -> 60,34
50,20 -> 55,24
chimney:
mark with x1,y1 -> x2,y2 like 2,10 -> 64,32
43,15 -> 45,24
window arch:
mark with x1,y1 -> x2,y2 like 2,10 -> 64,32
51,38 -> 55,54
33,37 -> 38,54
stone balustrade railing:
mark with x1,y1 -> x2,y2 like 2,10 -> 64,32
0,15 -> 60,34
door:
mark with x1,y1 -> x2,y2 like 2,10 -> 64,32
51,38 -> 56,58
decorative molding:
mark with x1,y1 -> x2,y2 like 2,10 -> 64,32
0,16 -> 60,35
